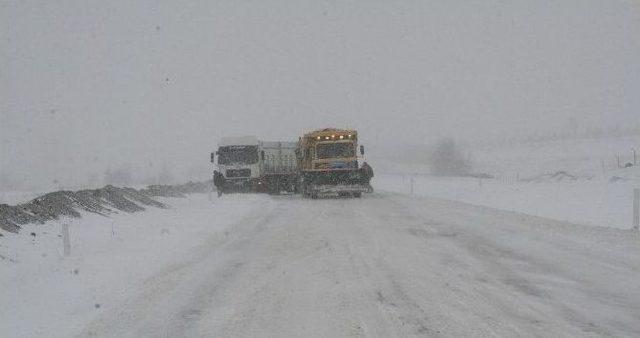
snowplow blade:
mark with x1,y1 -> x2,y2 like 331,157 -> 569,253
312,184 -> 368,194
300,169 -> 369,197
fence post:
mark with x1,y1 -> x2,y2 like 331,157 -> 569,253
634,188 -> 639,231
61,222 -> 71,256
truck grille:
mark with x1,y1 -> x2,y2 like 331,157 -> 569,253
226,169 -> 250,178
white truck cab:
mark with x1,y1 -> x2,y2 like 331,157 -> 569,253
212,136 -> 263,193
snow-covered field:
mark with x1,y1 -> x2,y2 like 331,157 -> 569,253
374,168 -> 639,230
471,135 -> 640,178
372,135 -> 640,230
2,191 -> 640,337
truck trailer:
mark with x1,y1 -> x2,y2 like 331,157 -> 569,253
261,141 -> 298,194
211,137 -> 298,196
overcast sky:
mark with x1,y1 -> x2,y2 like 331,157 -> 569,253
1,0 -> 639,190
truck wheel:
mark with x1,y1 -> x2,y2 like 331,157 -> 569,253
353,192 -> 362,198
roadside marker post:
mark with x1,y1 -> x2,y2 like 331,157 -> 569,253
410,175 -> 414,196
634,188 -> 639,232
61,222 -> 71,256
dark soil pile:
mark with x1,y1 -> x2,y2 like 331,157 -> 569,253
141,181 -> 213,198
522,171 -> 578,183
0,180 -> 213,233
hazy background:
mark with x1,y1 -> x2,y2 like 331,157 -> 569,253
1,0 -> 639,191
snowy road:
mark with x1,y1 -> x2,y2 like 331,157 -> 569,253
71,192 -> 640,338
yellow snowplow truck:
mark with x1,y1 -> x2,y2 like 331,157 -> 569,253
296,128 -> 370,198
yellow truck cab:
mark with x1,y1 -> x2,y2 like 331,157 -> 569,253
297,128 -> 368,198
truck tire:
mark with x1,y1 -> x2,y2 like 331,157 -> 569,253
353,192 -> 362,198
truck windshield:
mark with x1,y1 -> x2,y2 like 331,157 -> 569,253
218,146 -> 259,165
316,143 -> 355,159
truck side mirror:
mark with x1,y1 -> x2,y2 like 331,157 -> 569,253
261,150 -> 265,160
359,145 -> 365,155
210,152 -> 215,163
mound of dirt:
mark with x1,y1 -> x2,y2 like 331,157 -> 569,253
141,181 -> 213,198
522,171 -> 577,183
0,180 -> 213,233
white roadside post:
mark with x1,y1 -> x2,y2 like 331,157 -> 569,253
634,188 -> 639,232
410,175 -> 414,196
61,221 -> 71,256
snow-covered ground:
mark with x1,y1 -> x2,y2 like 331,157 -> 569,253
471,135 -> 640,178
374,167 -> 639,230
0,193 -> 274,338
2,192 -> 640,337
371,135 -> 640,230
